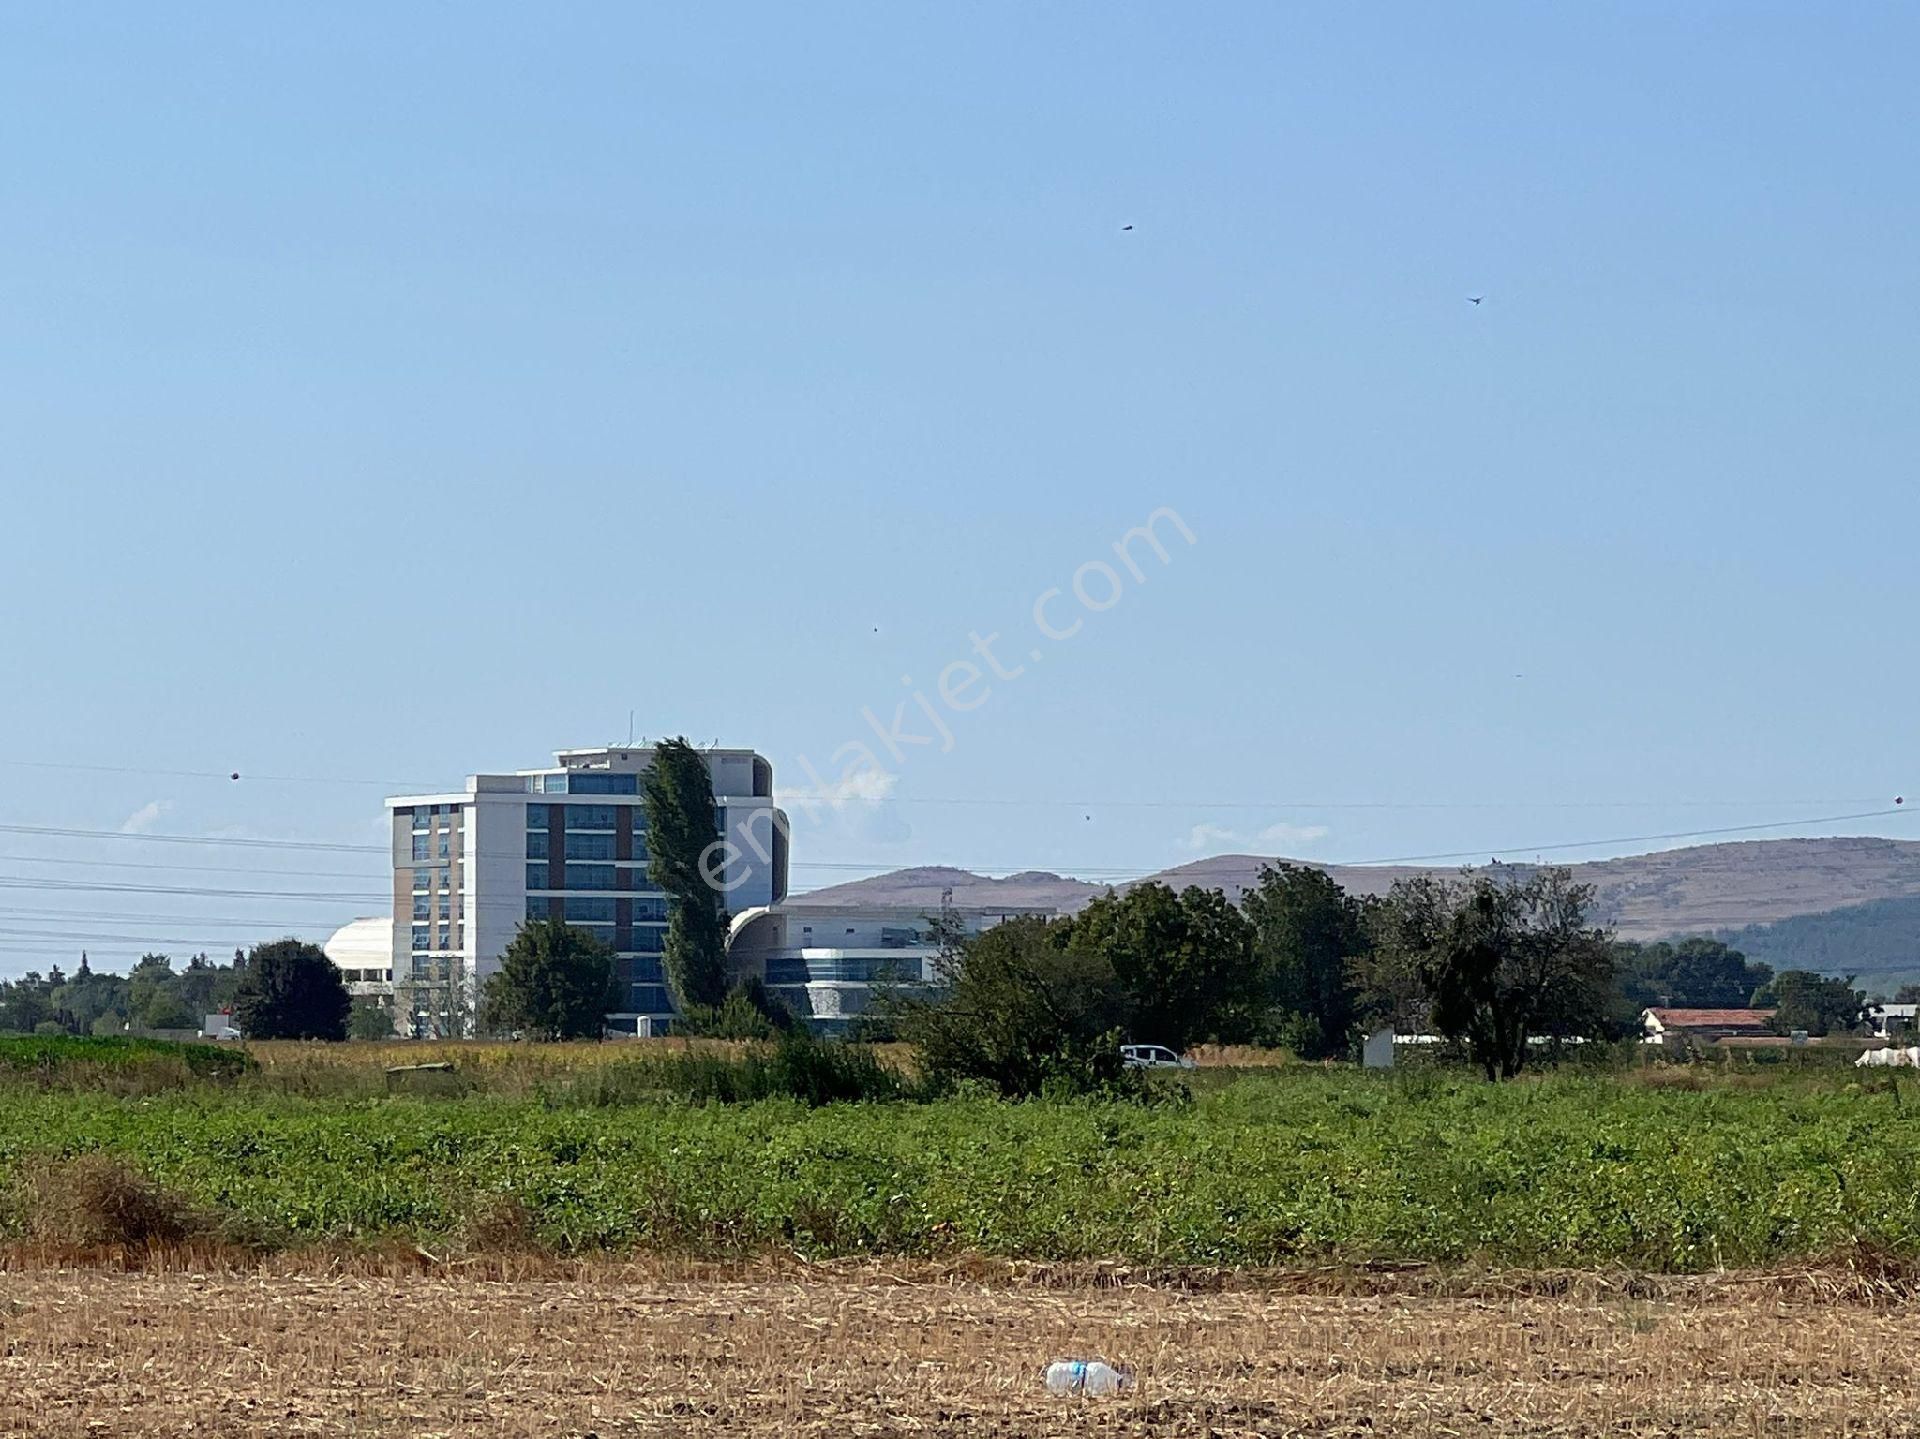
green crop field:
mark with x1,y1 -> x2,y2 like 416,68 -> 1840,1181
2,1049 -> 1917,1270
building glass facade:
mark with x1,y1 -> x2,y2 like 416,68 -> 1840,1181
388,746 -> 786,1037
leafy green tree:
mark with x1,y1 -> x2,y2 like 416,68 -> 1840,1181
1242,864 -> 1373,1058
126,954 -> 179,1030
1752,969 -> 1863,1037
1896,982 -> 1920,1004
233,939 -> 352,1041
1380,868 -> 1615,1080
894,914 -> 1133,1097
480,919 -> 615,1041
1065,882 -> 1255,1051
1615,937 -> 1772,1010
348,994 -> 396,1041
0,975 -> 53,1034
136,992 -> 198,1032
52,967 -> 130,1036
394,977 -> 473,1041
642,737 -> 728,1010
170,952 -> 238,1018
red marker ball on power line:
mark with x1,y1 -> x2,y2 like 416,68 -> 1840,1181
230,772 -> 241,781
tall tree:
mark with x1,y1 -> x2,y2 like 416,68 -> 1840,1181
1242,864 -> 1373,1059
480,918 -> 615,1041
642,737 -> 728,1010
1380,868 -> 1615,1080
1066,882 -> 1256,1051
233,939 -> 351,1041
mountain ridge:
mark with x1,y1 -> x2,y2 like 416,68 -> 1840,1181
789,836 -> 1920,944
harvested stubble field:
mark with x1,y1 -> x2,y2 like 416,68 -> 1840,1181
1,1260 -> 1915,1437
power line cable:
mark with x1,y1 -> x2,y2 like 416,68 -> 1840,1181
1336,806 -> 1915,868
0,750 -> 1901,812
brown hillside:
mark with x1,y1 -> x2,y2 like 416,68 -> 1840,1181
790,836 -> 1920,940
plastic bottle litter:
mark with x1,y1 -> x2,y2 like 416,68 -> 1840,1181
1045,1360 -> 1131,1395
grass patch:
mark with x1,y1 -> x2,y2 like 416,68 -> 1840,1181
8,1154 -> 201,1251
561,1034 -> 908,1107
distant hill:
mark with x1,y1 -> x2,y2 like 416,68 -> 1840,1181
1717,896 -> 1920,998
786,865 -> 1107,915
791,837 -> 1920,981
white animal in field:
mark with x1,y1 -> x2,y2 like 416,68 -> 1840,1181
1855,1047 -> 1920,1068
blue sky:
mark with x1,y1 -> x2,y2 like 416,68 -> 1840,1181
2,5 -> 1917,973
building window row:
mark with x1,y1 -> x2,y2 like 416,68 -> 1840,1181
412,892 -> 461,921
523,863 -> 651,892
528,832 -> 638,861
526,803 -> 645,832
623,984 -> 673,1014
519,893 -> 670,924
409,830 -> 454,862
524,773 -> 642,796
408,803 -> 454,831
766,957 -> 923,984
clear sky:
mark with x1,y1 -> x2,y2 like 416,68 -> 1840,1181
2,4 -> 1917,975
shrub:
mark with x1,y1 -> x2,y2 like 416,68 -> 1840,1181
676,977 -> 799,1040
12,1154 -> 198,1250
893,914 -> 1138,1098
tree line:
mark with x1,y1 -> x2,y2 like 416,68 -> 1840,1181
6,856 -> 1890,1064
888,863 -> 1889,1092
0,942 -> 387,1042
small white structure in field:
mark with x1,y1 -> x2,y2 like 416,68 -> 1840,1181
1362,1027 -> 1395,1069
1866,1003 -> 1919,1039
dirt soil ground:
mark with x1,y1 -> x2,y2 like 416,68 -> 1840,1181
1,1263 -> 1915,1436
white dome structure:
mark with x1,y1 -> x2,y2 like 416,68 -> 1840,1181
323,916 -> 394,994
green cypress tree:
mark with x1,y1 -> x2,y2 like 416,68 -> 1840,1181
642,737 -> 729,1010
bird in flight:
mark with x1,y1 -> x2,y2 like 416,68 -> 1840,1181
1467,295 -> 1484,305
1121,224 -> 1134,231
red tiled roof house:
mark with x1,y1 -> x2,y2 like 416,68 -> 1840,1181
1641,1006 -> 1777,1045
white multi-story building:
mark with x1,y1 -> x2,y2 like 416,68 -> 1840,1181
385,745 -> 787,1036
727,903 -> 1052,1032
322,916 -> 395,997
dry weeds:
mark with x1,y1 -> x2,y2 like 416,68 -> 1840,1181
9,1156 -> 198,1252
1,1259 -> 1915,1436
